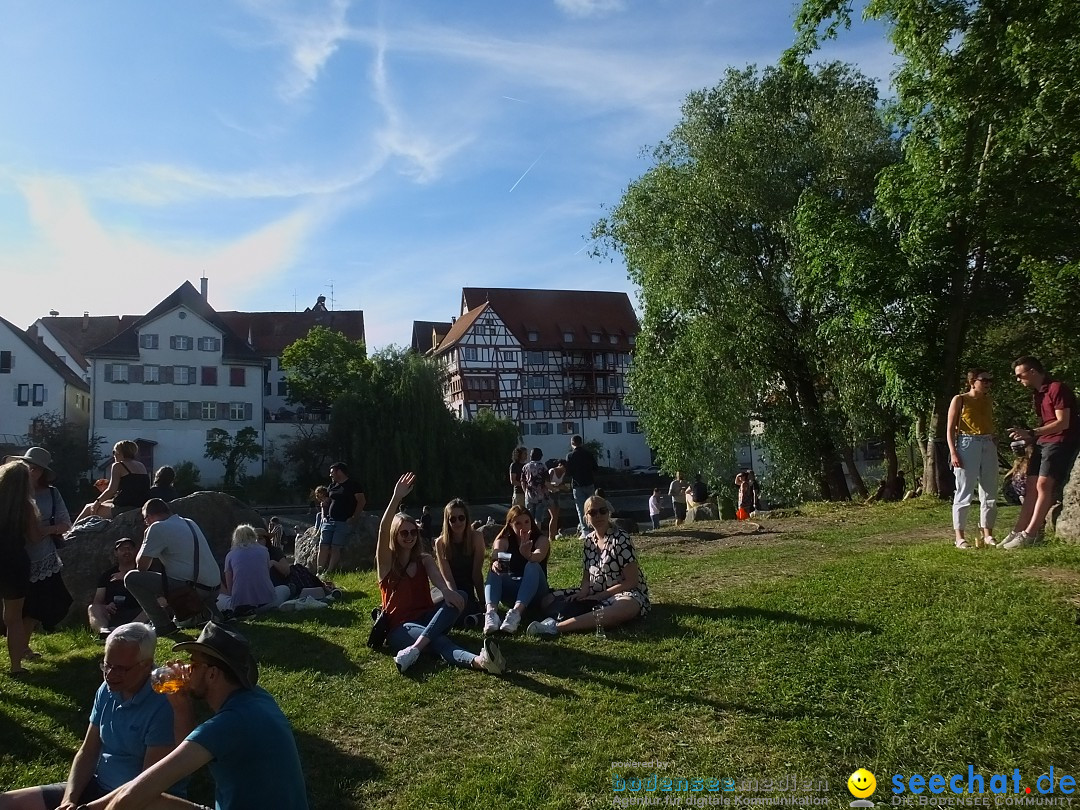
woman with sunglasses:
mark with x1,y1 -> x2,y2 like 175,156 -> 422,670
482,505 -> 550,635
528,494 -> 649,638
376,473 -> 505,675
946,369 -> 998,549
434,498 -> 486,614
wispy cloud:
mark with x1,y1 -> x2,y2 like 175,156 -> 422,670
237,0 -> 351,100
3,177 -> 322,320
367,30 -> 474,183
554,0 -> 627,18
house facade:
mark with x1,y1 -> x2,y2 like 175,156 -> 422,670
32,283 -> 365,483
0,316 -> 90,445
428,288 -> 651,468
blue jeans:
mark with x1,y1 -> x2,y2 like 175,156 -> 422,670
572,486 -> 593,535
650,514 -> 660,530
387,591 -> 474,667
485,563 -> 548,610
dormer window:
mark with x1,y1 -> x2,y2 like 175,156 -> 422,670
527,331 -> 539,342
609,335 -> 617,345
563,331 -> 573,342
590,333 -> 601,344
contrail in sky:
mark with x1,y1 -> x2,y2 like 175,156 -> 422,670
509,151 -> 545,192
502,96 -> 526,102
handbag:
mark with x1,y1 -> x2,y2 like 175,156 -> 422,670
367,608 -> 390,649
163,519 -> 211,621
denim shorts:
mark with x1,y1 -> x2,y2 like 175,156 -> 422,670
319,519 -> 352,548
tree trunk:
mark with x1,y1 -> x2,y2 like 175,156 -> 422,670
883,431 -> 900,498
841,443 -> 868,497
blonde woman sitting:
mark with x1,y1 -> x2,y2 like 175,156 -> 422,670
76,440 -> 150,522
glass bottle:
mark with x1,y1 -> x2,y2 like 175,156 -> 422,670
151,661 -> 191,694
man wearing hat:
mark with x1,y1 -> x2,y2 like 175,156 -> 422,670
85,622 -> 308,810
0,622 -> 184,809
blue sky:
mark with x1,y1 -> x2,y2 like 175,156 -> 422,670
0,0 -> 893,350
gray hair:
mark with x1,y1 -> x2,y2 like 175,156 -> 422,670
105,622 -> 157,662
232,524 -> 259,548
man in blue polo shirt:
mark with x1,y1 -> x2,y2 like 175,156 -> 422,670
87,622 -> 308,810
0,623 -> 180,809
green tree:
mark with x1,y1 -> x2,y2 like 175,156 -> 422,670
27,412 -> 105,507
205,427 -> 261,488
280,326 -> 369,413
595,62 -> 896,499
790,0 -> 1080,494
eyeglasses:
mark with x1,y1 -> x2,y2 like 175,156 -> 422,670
100,660 -> 142,675
448,514 -> 467,524
586,507 -> 609,517
398,528 -> 419,539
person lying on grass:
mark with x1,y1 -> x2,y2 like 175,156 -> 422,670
528,494 -> 650,638
376,472 -> 505,676
482,505 -> 550,635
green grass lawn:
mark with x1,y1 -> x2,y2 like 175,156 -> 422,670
3,499 -> 1080,809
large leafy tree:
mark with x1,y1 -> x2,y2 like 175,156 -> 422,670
595,62 -> 896,500
280,326 -> 370,413
790,0 -> 1080,494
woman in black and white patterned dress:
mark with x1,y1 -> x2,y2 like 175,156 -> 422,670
527,494 -> 649,637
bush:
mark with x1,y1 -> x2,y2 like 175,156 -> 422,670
173,461 -> 202,496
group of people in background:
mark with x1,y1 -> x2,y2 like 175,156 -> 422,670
946,355 -> 1077,550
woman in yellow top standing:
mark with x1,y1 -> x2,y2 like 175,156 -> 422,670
946,369 -> 998,549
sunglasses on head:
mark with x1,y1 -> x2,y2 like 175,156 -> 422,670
449,514 -> 467,524
976,377 -> 992,383
586,507 -> 609,517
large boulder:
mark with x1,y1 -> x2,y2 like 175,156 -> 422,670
293,513 -> 379,572
1056,455 -> 1080,543
613,516 -> 640,535
57,492 -> 263,627
688,503 -> 716,522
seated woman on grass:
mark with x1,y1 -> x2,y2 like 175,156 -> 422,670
377,472 -> 505,675
434,498 -> 486,617
528,494 -> 650,638
219,525 -> 291,615
483,505 -> 549,635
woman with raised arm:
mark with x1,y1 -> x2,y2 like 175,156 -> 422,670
376,473 -> 505,675
483,505 -> 550,635
528,494 -> 649,638
434,498 -> 486,615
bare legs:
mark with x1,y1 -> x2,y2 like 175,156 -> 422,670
3,598 -> 29,674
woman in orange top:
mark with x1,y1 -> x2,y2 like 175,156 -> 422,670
946,369 -> 998,549
376,472 -> 505,676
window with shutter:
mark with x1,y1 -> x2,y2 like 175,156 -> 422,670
32,384 -> 45,406
229,367 -> 245,387
201,367 -> 217,386
17,384 -> 30,406
0,350 -> 11,373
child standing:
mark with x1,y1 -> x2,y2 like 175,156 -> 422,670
648,487 -> 662,530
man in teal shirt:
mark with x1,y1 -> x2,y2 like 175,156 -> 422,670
82,623 -> 308,810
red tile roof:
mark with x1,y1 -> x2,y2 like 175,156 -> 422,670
219,310 -> 366,357
459,288 -> 639,350
433,303 -> 490,354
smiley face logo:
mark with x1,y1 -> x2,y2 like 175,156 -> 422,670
848,769 -> 876,799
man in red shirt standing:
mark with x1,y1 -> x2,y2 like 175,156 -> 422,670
1003,356 -> 1080,549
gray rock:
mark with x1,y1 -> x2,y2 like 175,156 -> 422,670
293,513 -> 379,572
613,516 -> 640,534
688,504 -> 716,522
57,491 -> 264,627
1056,454 -> 1080,542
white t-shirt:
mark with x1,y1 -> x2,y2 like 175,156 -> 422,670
649,495 -> 662,516
139,514 -> 221,588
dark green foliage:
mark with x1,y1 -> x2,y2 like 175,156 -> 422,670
173,461 -> 202,496
204,427 -> 261,488
27,412 -> 104,508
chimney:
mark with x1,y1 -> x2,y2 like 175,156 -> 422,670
200,276 -> 208,300
83,311 -> 90,332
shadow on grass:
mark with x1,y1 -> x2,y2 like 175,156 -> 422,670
235,622 -> 360,677
628,603 -> 878,640
296,728 -> 384,810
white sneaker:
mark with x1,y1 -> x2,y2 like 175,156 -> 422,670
1003,531 -> 1032,550
999,531 -> 1018,548
526,618 -> 559,638
500,609 -> 522,634
483,609 -> 501,635
982,536 -> 997,548
477,638 -> 506,675
394,645 -> 421,673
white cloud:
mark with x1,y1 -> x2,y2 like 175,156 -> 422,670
236,0 -> 351,100
0,177 -> 322,323
554,0 -> 626,18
